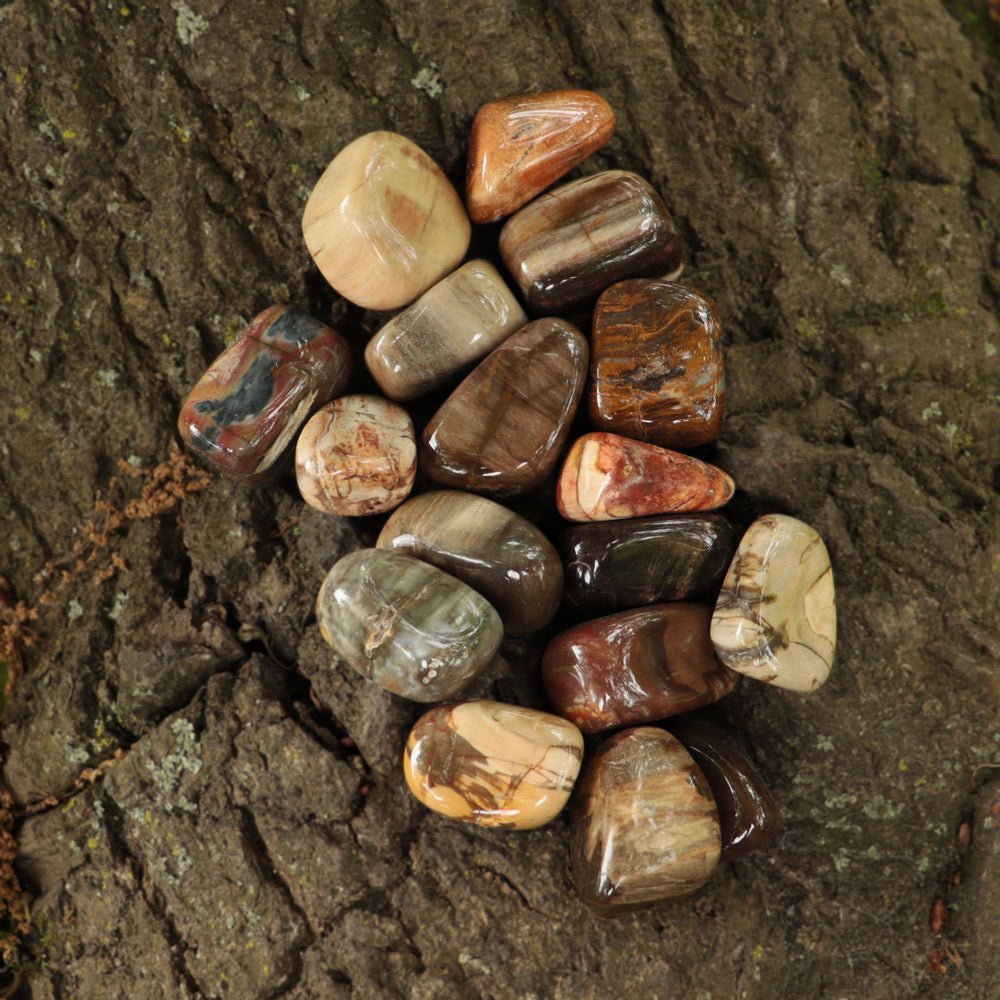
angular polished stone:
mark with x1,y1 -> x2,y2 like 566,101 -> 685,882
316,549 -> 502,702
559,514 -> 737,616
499,170 -> 683,315
302,131 -> 470,310
669,717 -> 783,861
295,395 -> 416,517
466,89 -> 615,223
421,319 -> 588,497
377,490 -> 562,636
178,306 -> 351,485
542,603 -> 739,734
403,700 -> 584,829
365,260 -> 526,401
571,727 -> 720,916
556,432 -> 734,522
711,514 -> 836,692
590,279 -> 726,448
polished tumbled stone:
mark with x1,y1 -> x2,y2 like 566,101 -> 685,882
556,432 -> 734,522
178,306 -> 351,485
404,700 -> 584,829
669,716 -> 783,861
499,170 -> 683,315
467,89 -> 615,223
295,395 -> 415,517
365,260 -> 526,401
711,514 -> 836,692
421,318 -> 588,497
377,490 -> 563,636
316,549 -> 502,702
302,131 -> 470,310
571,727 -> 721,916
559,514 -> 737,616
542,603 -> 739,733
590,279 -> 726,448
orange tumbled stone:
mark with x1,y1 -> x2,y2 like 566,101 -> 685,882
466,89 -> 615,224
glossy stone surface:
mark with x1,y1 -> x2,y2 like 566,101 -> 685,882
421,319 -> 588,497
365,260 -> 526,401
178,306 -> 351,485
302,131 -> 470,310
403,700 -> 584,829
556,432 -> 734,522
377,490 -> 562,636
590,279 -> 726,448
499,170 -> 683,315
669,717 -> 783,861
467,89 -> 615,223
295,395 -> 415,517
316,549 -> 502,702
542,603 -> 739,733
711,514 -> 836,692
560,514 -> 737,616
571,727 -> 721,916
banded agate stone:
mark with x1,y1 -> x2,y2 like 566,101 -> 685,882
404,700 -> 584,829
711,514 -> 836,692
365,260 -> 526,401
571,728 -> 721,916
421,318 -> 588,497
499,170 -> 683,315
556,432 -> 734,522
590,279 -> 726,448
670,717 -> 783,861
295,395 -> 415,517
559,514 -> 737,615
178,306 -> 351,485
316,550 -> 502,702
302,132 -> 470,310
466,89 -> 615,223
377,490 -> 562,636
541,603 -> 739,733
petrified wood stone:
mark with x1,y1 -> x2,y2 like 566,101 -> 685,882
421,318 -> 588,497
556,432 -> 734,522
377,490 -> 562,636
295,395 -> 416,517
559,514 -> 737,615
542,603 -> 739,733
669,717 -> 783,861
571,727 -> 721,916
365,260 -> 527,401
499,170 -> 683,315
589,279 -> 726,448
466,89 -> 615,223
403,700 -> 584,829
302,131 -> 470,310
711,514 -> 836,692
316,549 -> 502,702
178,306 -> 351,485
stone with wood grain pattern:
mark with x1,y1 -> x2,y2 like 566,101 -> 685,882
590,279 -> 726,448
316,549 -> 502,702
710,514 -> 835,692
377,490 -> 562,636
571,727 -> 721,916
421,318 -> 588,497
499,170 -> 683,315
302,131 -> 470,310
404,700 -> 584,829
295,395 -> 415,516
466,89 -> 615,223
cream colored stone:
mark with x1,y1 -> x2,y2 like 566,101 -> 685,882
302,131 -> 470,310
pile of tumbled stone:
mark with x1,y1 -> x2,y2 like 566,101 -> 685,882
178,90 -> 836,917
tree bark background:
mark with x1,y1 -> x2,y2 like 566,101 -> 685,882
2,1 -> 999,997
